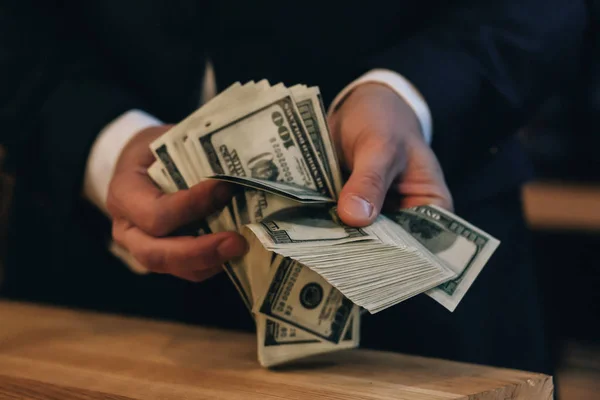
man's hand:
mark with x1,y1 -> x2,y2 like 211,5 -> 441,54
329,83 -> 452,227
106,125 -> 247,282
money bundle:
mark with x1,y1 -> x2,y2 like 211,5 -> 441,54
146,81 -> 500,367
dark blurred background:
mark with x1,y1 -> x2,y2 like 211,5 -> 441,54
0,9 -> 599,399
518,6 -> 600,395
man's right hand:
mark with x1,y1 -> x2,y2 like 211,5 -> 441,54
106,125 -> 248,282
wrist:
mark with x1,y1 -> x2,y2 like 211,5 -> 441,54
329,69 -> 432,144
84,110 -> 163,215
114,125 -> 172,174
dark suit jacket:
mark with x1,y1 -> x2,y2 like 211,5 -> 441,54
0,0 -> 588,372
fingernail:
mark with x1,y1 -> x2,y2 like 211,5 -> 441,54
212,184 -> 233,207
342,195 -> 374,221
217,236 -> 248,259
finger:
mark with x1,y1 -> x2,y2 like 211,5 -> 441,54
395,182 -> 454,211
112,218 -> 248,280
338,137 -> 402,226
395,146 -> 454,211
109,172 -> 234,237
382,184 -> 454,213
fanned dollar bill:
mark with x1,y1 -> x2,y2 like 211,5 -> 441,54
290,84 -> 343,197
245,206 -> 457,314
385,205 -> 500,312
257,311 -> 359,367
144,80 -> 498,367
207,174 -> 335,203
254,256 -> 354,343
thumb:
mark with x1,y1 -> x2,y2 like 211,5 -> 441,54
337,139 -> 401,227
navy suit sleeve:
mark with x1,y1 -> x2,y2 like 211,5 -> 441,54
1,1 -> 142,211
365,0 -> 587,176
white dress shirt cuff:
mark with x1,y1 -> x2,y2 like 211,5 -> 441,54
329,69 -> 433,144
83,109 -> 162,215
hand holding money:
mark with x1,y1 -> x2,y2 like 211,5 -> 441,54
106,124 -> 247,282
329,82 -> 453,226
113,80 -> 499,367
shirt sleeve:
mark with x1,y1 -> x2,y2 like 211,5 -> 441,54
83,109 -> 162,214
328,69 -> 433,145
84,110 -> 163,274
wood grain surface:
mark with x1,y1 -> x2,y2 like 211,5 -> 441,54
0,301 -> 553,400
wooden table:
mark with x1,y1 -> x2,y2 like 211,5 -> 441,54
0,301 -> 552,399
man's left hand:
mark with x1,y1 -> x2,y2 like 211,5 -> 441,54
329,83 -> 453,227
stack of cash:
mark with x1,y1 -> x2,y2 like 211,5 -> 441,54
146,81 -> 500,367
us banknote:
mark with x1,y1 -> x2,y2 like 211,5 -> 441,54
386,205 -> 500,311
144,80 -> 499,366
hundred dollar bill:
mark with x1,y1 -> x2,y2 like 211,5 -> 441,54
246,206 -> 375,250
385,205 -> 500,311
187,84 -> 337,231
247,205 -> 458,314
257,311 -> 359,367
247,192 -> 303,225
245,248 -> 360,365
188,85 -> 335,199
255,257 -> 354,343
180,80 -> 272,182
207,174 -> 334,203
151,81 -> 260,185
290,85 -> 343,197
